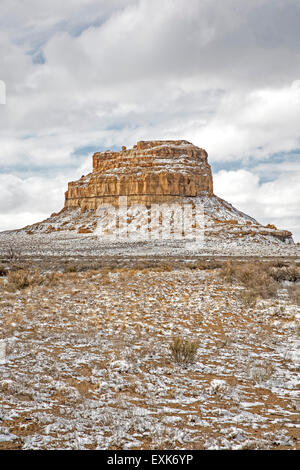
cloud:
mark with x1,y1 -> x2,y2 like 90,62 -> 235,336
0,158 -> 91,232
0,173 -> 66,220
0,0 -> 300,241
0,212 -> 50,232
214,168 -> 300,241
193,82 -> 300,162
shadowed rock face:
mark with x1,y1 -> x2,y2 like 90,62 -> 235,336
65,140 -> 213,211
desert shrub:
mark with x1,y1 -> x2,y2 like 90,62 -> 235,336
257,279 -> 278,299
219,260 -> 236,282
269,267 -> 288,282
64,263 -> 77,273
170,337 -> 199,365
284,264 -> 300,282
5,245 -> 21,261
152,263 -> 173,272
0,264 -> 8,277
220,261 -> 278,299
45,271 -> 63,285
249,362 -> 274,384
196,259 -> 222,270
128,262 -> 173,272
287,285 -> 300,306
30,270 -> 44,286
270,264 -> 300,282
271,260 -> 288,268
238,289 -> 257,308
117,268 -> 136,282
5,269 -> 44,291
7,270 -> 30,290
5,283 -> 18,293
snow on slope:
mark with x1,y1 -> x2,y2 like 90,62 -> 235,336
0,194 -> 297,258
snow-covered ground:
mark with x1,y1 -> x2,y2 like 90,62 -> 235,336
0,229 -> 298,259
0,191 -> 299,450
0,267 -> 299,450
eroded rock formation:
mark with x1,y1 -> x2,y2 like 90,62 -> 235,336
18,138 -> 293,247
65,140 -> 213,211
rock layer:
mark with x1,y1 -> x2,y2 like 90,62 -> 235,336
65,140 -> 213,211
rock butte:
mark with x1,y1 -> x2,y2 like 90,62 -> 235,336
64,140 -> 213,210
58,139 -> 294,245
9,138 -> 294,248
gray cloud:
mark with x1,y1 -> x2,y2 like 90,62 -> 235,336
0,0 -> 299,240
214,166 -> 300,242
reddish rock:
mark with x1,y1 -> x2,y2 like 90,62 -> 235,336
78,226 -> 92,234
65,140 -> 213,211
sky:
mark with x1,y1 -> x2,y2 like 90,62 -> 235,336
0,0 -> 299,241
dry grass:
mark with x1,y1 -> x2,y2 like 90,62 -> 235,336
3,269 -> 57,292
249,362 -> 275,384
169,337 -> 199,365
237,289 -> 258,308
0,263 -> 299,449
64,263 -> 78,273
0,264 -> 8,276
0,257 -> 227,275
269,264 -> 300,282
287,285 -> 300,306
220,261 -> 279,300
6,270 -> 31,291
44,271 -> 63,286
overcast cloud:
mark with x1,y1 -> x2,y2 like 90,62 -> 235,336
0,0 -> 299,240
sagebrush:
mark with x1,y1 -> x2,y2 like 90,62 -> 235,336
170,337 -> 199,364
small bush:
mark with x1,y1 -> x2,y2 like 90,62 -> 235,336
0,264 -> 8,277
170,337 -> 199,365
5,245 -> 20,261
220,261 -> 278,299
288,285 -> 300,306
255,275 -> 278,299
219,260 -> 236,282
5,283 -> 18,293
270,264 -> 300,282
249,362 -> 274,384
45,271 -> 62,286
238,289 -> 257,308
196,260 -> 222,270
64,263 -> 77,273
7,270 -> 30,290
5,269 -> 44,291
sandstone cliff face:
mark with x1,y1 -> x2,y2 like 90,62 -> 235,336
65,140 -> 213,211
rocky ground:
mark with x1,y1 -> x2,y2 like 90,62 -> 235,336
0,259 -> 299,450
